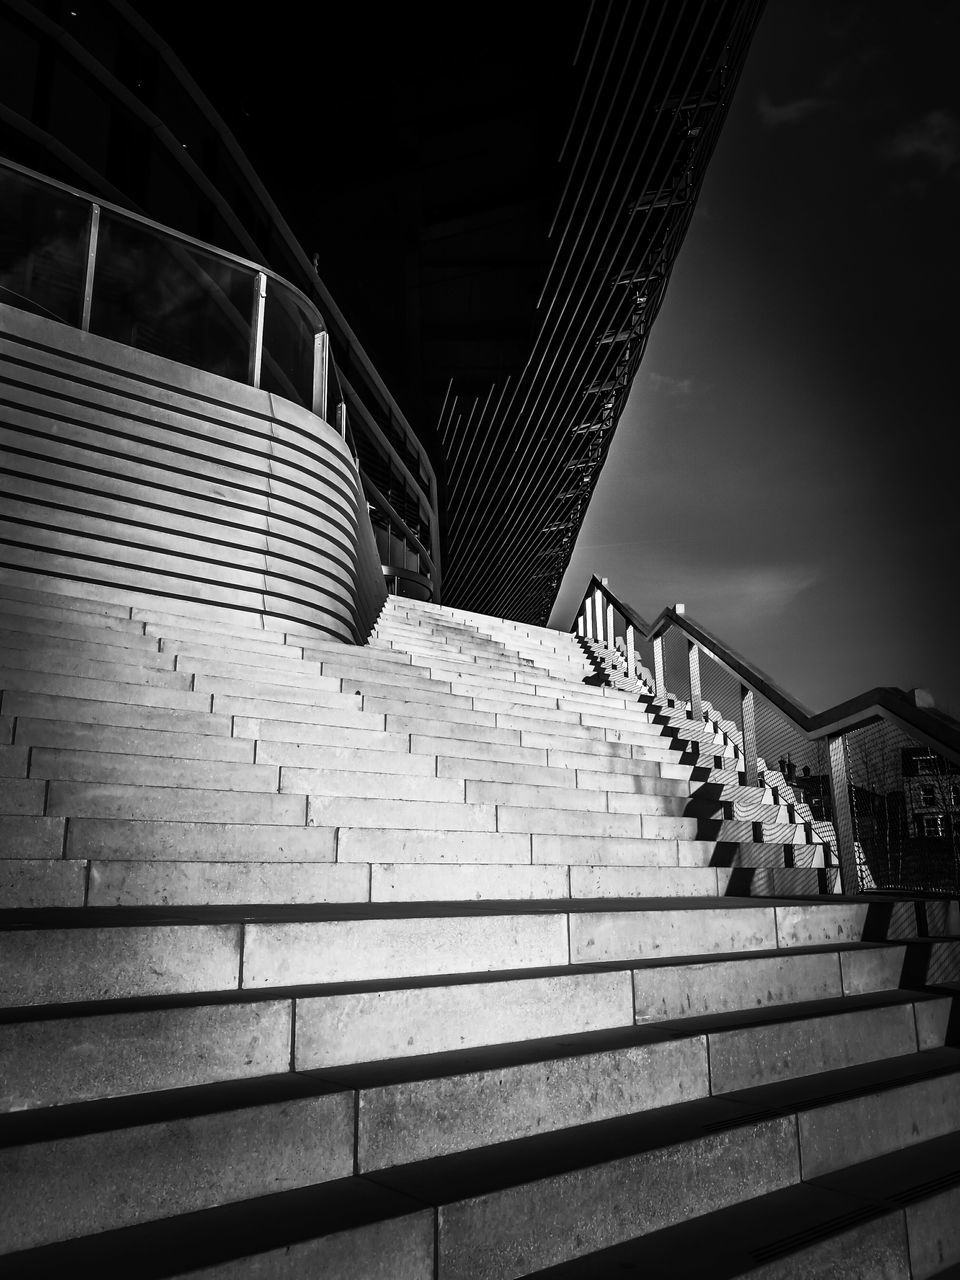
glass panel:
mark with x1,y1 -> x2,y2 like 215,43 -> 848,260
0,166 -> 89,327
260,279 -> 319,409
89,210 -> 254,382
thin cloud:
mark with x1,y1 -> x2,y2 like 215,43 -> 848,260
648,372 -> 694,397
889,110 -> 960,174
633,562 -> 822,627
757,92 -> 831,128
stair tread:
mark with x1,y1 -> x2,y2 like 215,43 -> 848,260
527,1130 -> 960,1277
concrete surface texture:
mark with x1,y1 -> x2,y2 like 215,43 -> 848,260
0,579 -> 958,1277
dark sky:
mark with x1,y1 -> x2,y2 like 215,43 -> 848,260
550,0 -> 960,717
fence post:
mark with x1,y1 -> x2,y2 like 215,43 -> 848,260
80,204 -> 100,332
249,271 -> 267,388
827,734 -> 860,895
653,635 -> 666,700
625,624 -> 636,680
740,684 -> 759,788
594,586 -> 605,646
687,642 -> 702,721
313,331 -> 329,419
584,596 -> 594,640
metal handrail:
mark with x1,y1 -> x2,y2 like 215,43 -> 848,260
0,155 -> 341,429
573,574 -> 960,896
0,155 -> 328,341
573,574 -> 960,764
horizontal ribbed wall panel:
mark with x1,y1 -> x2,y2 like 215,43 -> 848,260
0,306 -> 386,641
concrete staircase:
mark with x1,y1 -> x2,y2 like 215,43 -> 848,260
1,582 -> 959,1277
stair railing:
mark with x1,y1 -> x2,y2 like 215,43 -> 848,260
573,575 -> 960,899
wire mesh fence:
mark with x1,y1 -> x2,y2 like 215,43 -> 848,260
571,576 -> 960,899
842,721 -> 960,895
698,649 -> 742,735
662,629 -> 691,708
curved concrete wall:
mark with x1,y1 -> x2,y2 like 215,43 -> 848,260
0,305 -> 386,643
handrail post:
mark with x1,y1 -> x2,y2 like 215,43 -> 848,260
249,271 -> 267,388
80,203 -> 100,332
584,596 -> 594,640
653,635 -> 666,700
625,624 -> 636,680
576,612 -> 585,637
688,641 -> 702,721
594,585 -> 605,646
606,602 -> 615,649
827,734 -> 860,895
313,330 -> 329,419
740,684 -> 759,787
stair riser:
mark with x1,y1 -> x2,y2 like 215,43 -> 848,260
433,1118 -> 799,1280
0,1001 -> 293,1111
359,1038 -> 710,1171
14,718 -> 256,763
0,1093 -> 353,1254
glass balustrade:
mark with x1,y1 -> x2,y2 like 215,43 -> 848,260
0,165 -> 89,328
90,210 -> 256,384
0,157 -> 336,425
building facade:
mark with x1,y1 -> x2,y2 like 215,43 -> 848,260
1,0 -> 763,624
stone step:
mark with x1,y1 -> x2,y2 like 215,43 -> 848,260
355,1053 -> 960,1278
0,858 -> 86,908
520,725 -> 678,754
1,777 -> 48,815
303,640 -> 415,667
160,632 -> 312,664
312,666 -> 454,698
193,673 -> 354,707
607,790 -> 712,817
0,629 -> 166,674
0,642 -> 181,687
0,1081 -> 355,1255
523,1132 -> 960,1278
0,900 -> 908,1008
384,714 -> 523,746
545,743 -> 689,769
130,604 -> 290,644
0,599 -> 148,636
307,795 -> 497,833
350,998 -> 933,1174
373,630 -> 514,658
282,767 -> 464,803
0,743 -> 27,776
232,714 -> 412,753
336,828 -> 534,864
180,656 -> 342,690
2,690 -> 232,737
0,666 -> 211,713
5,943 -> 912,1110
85,860 -> 370,908
411,734 -> 549,767
0,581 -> 134,620
254,739 -> 437,775
0,613 -> 154,650
28,748 -> 280,793
64,817 -> 336,862
14,717 -> 256,763
211,694 -> 381,731
4,1075 -> 960,1275
45,781 -> 305,825
710,840 -> 829,869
